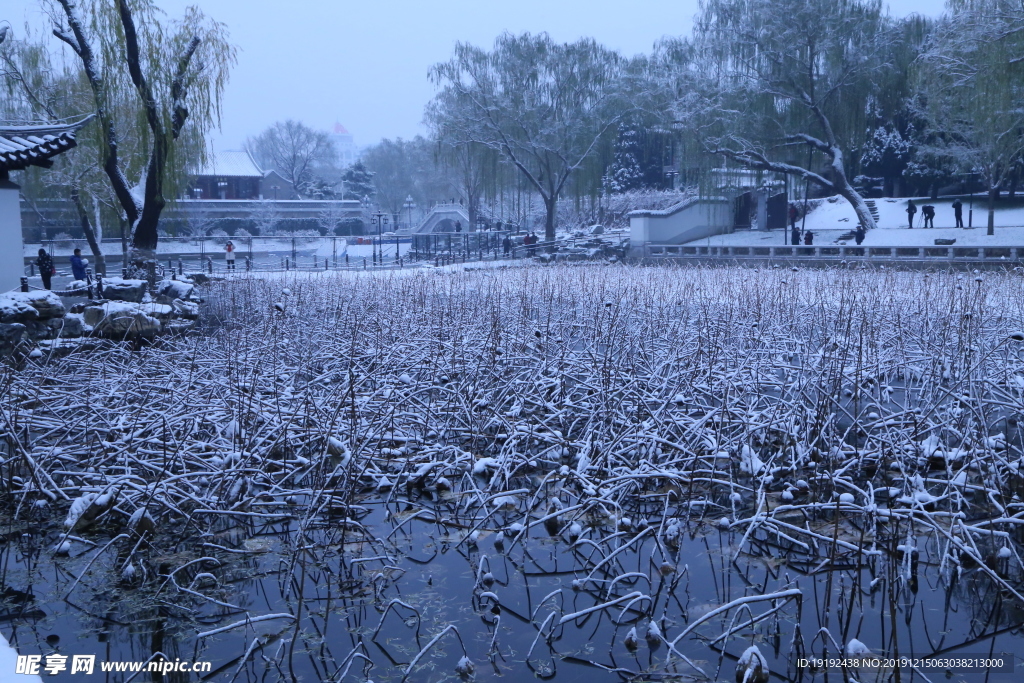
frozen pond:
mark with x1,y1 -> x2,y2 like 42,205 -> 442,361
1,263 -> 1023,681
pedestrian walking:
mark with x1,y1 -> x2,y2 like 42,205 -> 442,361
788,203 -> 798,230
526,232 -> 538,257
70,248 -> 88,281
803,231 -> 814,246
454,220 -> 462,233
952,199 -> 964,228
854,226 -> 866,245
922,205 -> 935,228
36,248 -> 53,290
791,225 -> 801,246
906,199 -> 917,228
225,240 -> 236,270
501,235 -> 512,256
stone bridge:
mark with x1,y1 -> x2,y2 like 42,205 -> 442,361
413,202 -> 470,234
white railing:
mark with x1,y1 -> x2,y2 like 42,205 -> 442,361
643,244 -> 1024,262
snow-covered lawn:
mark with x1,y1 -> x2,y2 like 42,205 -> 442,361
684,194 -> 1024,247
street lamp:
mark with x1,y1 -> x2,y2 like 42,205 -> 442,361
403,195 -> 416,231
371,211 -> 389,265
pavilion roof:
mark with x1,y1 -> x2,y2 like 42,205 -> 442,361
0,116 -> 93,172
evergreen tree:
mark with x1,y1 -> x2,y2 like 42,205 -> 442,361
603,122 -> 645,194
859,125 -> 912,197
342,161 -> 376,201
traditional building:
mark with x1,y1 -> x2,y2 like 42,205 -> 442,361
260,169 -> 298,200
189,150 -> 263,200
0,117 -> 92,292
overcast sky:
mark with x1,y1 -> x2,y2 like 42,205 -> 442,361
4,0 -> 944,151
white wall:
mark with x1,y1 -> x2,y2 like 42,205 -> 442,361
630,198 -> 734,247
0,181 -> 24,293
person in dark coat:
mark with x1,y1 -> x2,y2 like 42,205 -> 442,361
922,205 -> 935,228
36,248 -> 53,290
952,199 -> 964,228
70,248 -> 87,281
454,220 -> 462,233
803,231 -> 814,246
501,235 -> 512,256
791,226 -> 801,246
526,232 -> 537,257
906,199 -> 917,228
854,226 -> 866,245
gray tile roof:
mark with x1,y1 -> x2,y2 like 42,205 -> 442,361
0,116 -> 93,172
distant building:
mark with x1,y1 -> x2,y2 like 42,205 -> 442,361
260,170 -> 298,200
332,123 -> 357,167
190,150 -> 262,200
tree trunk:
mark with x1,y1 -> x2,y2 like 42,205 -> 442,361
70,187 -> 106,276
988,186 -> 997,236
832,172 -> 877,230
543,195 -> 557,248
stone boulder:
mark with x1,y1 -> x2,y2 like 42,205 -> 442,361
99,277 -> 147,303
154,279 -> 196,304
0,297 -> 40,324
137,303 -> 174,321
47,315 -> 84,338
4,291 -> 65,319
0,323 -> 26,347
82,302 -> 161,338
23,321 -> 52,341
171,299 -> 200,320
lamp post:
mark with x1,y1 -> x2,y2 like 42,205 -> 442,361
371,211 -> 388,265
404,195 -> 416,261
968,172 -> 975,229
404,195 -> 416,231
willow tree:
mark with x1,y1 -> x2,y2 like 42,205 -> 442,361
680,0 -> 908,230
0,26 -> 114,272
427,33 -> 631,245
50,0 -> 234,257
917,0 -> 1024,235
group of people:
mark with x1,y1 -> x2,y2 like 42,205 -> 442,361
790,225 -> 815,246
497,232 -> 541,257
34,248 -> 89,290
906,199 -> 964,228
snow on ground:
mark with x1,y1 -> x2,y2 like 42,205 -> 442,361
806,195 -> 1024,230
690,225 -> 1024,248
685,195 -> 1024,247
